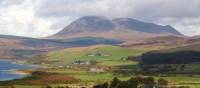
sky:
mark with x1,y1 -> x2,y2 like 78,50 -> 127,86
0,0 -> 200,37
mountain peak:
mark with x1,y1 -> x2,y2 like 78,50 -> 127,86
56,16 -> 115,35
80,16 -> 108,20
113,18 -> 141,22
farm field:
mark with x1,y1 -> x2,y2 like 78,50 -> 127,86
31,45 -> 148,66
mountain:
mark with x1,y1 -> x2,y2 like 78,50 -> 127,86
52,16 -> 183,41
0,16 -> 187,59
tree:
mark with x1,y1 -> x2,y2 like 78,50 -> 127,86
157,78 -> 168,88
46,86 -> 52,88
118,81 -> 130,88
93,82 -> 109,88
113,77 -> 141,88
10,85 -> 16,88
110,77 -> 120,88
142,77 -> 155,88
102,82 -> 109,88
93,85 -> 103,88
180,64 -> 185,71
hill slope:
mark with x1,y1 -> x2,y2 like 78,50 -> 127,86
0,35 -> 122,59
31,45 -> 148,66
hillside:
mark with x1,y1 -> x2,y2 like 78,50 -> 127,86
30,45 -> 148,66
0,35 -> 122,59
152,43 -> 200,53
121,35 -> 187,48
120,35 -> 200,50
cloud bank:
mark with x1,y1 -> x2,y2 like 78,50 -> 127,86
0,0 -> 200,37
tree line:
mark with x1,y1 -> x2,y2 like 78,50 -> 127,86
141,51 -> 200,65
93,77 -> 172,88
93,76 -> 190,88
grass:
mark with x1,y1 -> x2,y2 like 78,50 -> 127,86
20,45 -> 149,86
14,85 -> 41,88
155,76 -> 200,82
47,69 -> 130,83
155,76 -> 200,88
1,68 -> 200,88
41,45 -> 148,66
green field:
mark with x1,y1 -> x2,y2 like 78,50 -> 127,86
37,45 -> 147,66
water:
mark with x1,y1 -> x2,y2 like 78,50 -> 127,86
0,60 -> 33,81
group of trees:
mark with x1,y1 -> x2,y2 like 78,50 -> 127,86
141,51 -> 200,64
93,77 -> 169,88
139,50 -> 200,72
139,64 -> 187,73
42,86 -> 69,88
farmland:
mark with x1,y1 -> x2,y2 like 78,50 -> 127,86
0,45 -> 200,88
31,45 -> 147,66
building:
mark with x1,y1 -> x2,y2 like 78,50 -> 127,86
89,67 -> 105,73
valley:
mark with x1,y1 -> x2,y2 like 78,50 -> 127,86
1,44 -> 200,88
0,16 -> 199,88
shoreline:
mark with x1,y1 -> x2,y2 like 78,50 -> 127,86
0,59 -> 39,81
0,70 -> 31,81
0,59 -> 42,69
14,70 -> 32,75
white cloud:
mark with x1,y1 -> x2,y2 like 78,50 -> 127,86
0,0 -> 200,37
0,0 -> 25,6
0,0 -> 57,37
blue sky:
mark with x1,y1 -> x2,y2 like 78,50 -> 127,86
0,0 -> 200,37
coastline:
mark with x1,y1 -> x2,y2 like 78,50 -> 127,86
0,59 -> 42,68
14,70 -> 32,75
0,59 -> 38,81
